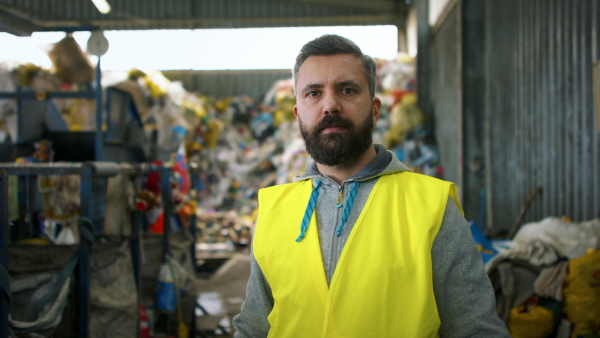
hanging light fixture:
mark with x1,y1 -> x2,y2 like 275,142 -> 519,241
91,0 -> 111,14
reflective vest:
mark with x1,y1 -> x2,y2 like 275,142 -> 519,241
254,172 -> 462,338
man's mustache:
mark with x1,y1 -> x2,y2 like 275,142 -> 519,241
314,115 -> 354,133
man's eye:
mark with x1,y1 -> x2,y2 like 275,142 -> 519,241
341,88 -> 356,94
306,91 -> 319,97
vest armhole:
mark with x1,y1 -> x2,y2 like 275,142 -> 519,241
447,183 -> 464,216
430,183 -> 460,247
253,189 -> 267,259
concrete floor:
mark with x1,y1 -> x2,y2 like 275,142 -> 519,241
194,253 -> 251,337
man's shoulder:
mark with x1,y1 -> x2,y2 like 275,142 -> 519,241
385,171 -> 449,184
381,172 -> 455,194
259,179 -> 311,197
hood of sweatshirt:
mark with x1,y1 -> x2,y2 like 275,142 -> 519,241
290,144 -> 411,242
293,143 -> 410,184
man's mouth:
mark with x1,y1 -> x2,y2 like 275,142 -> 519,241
321,126 -> 346,134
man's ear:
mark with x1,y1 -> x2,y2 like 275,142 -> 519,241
293,105 -> 299,119
372,97 -> 382,124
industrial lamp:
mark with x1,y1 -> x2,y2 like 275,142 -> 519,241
91,0 -> 111,14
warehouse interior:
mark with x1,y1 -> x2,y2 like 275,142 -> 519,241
1,0 -> 599,337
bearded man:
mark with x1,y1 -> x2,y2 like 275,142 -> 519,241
233,34 -> 509,338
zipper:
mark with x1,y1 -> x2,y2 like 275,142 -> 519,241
328,182 -> 344,284
335,185 -> 343,208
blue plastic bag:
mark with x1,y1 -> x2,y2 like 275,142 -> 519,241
155,263 -> 180,312
469,222 -> 498,264
155,280 -> 177,312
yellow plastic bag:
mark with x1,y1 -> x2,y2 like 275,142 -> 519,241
507,304 -> 554,338
563,249 -> 600,336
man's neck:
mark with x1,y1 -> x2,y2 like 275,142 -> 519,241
315,145 -> 377,185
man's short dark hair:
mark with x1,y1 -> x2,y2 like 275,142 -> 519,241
293,34 -> 377,97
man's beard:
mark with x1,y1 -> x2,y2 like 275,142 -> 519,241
299,110 -> 374,166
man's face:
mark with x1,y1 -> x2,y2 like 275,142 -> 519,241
294,54 -> 381,166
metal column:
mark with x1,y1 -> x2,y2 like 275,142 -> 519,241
0,169 -> 9,338
77,164 -> 93,338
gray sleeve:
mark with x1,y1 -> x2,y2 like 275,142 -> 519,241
232,245 -> 273,337
432,197 -> 510,337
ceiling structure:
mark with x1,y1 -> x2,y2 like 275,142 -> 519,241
0,0 -> 411,36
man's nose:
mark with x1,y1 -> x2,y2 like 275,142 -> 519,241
322,93 -> 341,115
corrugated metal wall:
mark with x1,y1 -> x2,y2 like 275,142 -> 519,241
163,70 -> 291,99
430,0 -> 599,233
486,0 -> 599,232
429,4 -> 463,198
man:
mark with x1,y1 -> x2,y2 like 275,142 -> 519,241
233,34 -> 509,337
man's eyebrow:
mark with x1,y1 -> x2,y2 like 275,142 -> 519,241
301,81 -> 362,93
300,83 -> 323,93
337,80 -> 361,88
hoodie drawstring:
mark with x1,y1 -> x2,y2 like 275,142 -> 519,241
335,181 -> 360,237
296,180 -> 322,242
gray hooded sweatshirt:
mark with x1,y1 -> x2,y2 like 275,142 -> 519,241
233,144 -> 510,337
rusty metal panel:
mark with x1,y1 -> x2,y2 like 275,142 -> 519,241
485,0 -> 600,233
429,3 -> 463,200
162,69 -> 291,99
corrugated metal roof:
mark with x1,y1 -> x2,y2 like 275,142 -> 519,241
0,0 -> 407,34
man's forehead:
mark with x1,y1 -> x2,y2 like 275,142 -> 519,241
295,54 -> 367,87
299,54 -> 363,70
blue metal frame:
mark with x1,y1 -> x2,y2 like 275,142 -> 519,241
77,164 -> 93,337
125,164 -> 147,293
156,164 -> 201,336
40,26 -> 100,33
130,210 -> 141,288
0,89 -> 97,99
0,169 -> 9,338
0,56 -> 104,162
0,164 -> 93,338
0,162 -> 145,338
188,164 -> 200,272
160,166 -> 172,258
15,175 -> 36,240
159,165 -> 172,335
95,58 -> 103,161
104,86 -> 143,145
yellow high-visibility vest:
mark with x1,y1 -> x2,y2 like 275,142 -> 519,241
254,172 -> 463,338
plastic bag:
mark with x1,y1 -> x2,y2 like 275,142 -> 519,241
562,249 -> 600,336
55,226 -> 76,245
507,302 -> 554,338
469,222 -> 498,264
47,35 -> 94,84
155,262 -> 177,312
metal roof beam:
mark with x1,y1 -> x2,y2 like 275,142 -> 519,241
0,1 -> 404,32
273,0 -> 400,13
0,15 -> 399,31
0,9 -> 36,36
91,15 -> 399,29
